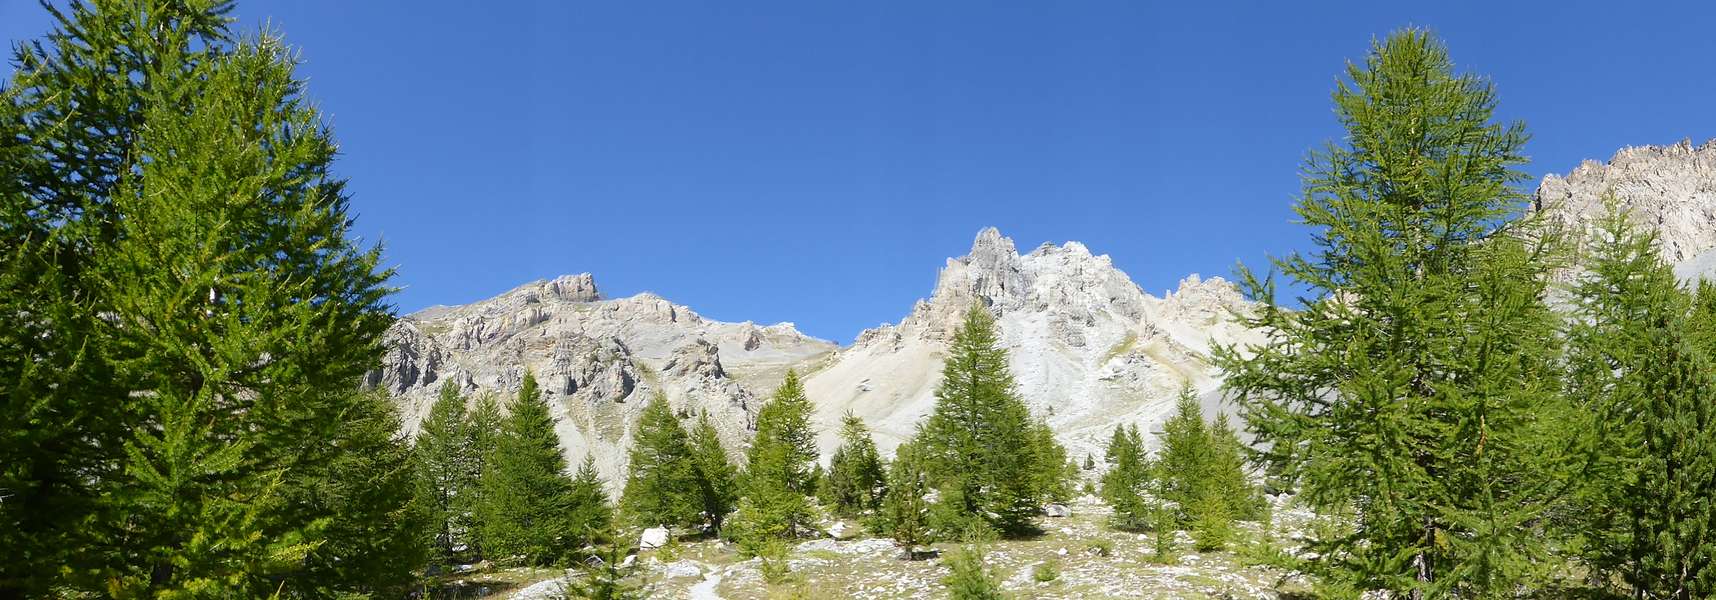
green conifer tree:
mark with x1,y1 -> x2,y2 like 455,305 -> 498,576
1214,29 -> 1573,597
827,412 -> 888,517
1157,386 -> 1211,522
619,393 -> 702,530
416,381 -> 480,565
479,371 -> 582,565
1101,423 -> 1155,531
730,371 -> 819,548
47,20 -> 408,596
568,455 -> 615,544
942,544 -> 1007,600
1565,205 -> 1716,598
1028,420 -> 1075,503
918,305 -> 1041,536
884,440 -> 934,559
688,413 -> 739,532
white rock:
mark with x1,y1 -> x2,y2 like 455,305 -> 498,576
659,560 -> 702,579
639,527 -> 669,550
828,520 -> 858,540
1044,503 -> 1071,517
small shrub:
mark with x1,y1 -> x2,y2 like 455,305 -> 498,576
757,539 -> 796,586
1084,538 -> 1114,557
1080,480 -> 1096,496
943,545 -> 1006,600
1031,559 -> 1061,583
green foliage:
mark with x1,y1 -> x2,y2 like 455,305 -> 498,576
416,382 -> 481,565
756,538 -> 797,586
884,440 -> 935,558
1031,559 -> 1061,583
1157,386 -> 1211,521
558,530 -> 651,600
942,544 -> 1007,600
1190,492 -> 1234,553
479,372 -> 588,566
1564,204 -> 1716,598
827,411 -> 889,517
568,455 -> 616,545
1084,538 -> 1115,558
688,413 -> 739,533
1028,419 -> 1076,503
1214,29 -> 1574,597
0,0 -> 425,593
1151,505 -> 1178,564
918,305 -> 1042,536
1100,422 -> 1154,531
619,393 -> 702,530
730,371 -> 820,548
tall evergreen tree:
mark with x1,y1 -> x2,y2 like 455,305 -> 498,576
827,411 -> 888,517
567,455 -> 615,545
1565,205 -> 1716,598
479,371 -> 582,565
416,381 -> 480,565
688,413 -> 739,532
1214,29 -> 1574,597
9,12 -> 409,595
619,393 -> 702,530
286,391 -> 431,597
730,370 -> 820,546
1028,419 -> 1076,503
1157,386 -> 1212,521
1101,423 -> 1154,531
884,440 -> 934,560
465,391 -> 503,558
918,305 -> 1041,536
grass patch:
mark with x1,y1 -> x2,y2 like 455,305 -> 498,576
1032,559 -> 1061,583
1101,332 -> 1139,363
802,549 -> 842,562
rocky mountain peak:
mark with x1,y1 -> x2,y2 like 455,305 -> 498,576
1535,139 -> 1716,276
809,228 -> 1264,463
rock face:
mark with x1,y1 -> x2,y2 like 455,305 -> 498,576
1534,139 -> 1716,279
802,228 -> 1265,464
373,274 -> 836,489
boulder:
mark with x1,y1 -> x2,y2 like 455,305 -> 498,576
1045,503 -> 1071,517
639,527 -> 670,550
827,520 -> 858,540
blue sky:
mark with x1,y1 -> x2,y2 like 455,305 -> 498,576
4,1 -> 1713,343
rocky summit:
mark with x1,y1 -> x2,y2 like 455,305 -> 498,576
372,273 -> 835,488
372,230 -> 1265,483
372,140 -> 1716,488
1535,138 -> 1716,279
802,228 -> 1264,463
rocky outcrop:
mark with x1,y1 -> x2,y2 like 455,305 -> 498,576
371,273 -> 835,489
1534,139 -> 1716,279
804,228 -> 1264,463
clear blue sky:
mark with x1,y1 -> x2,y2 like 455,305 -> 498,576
4,1 -> 1713,343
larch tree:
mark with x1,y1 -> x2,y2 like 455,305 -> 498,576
827,411 -> 888,518
416,381 -> 480,565
479,371 -> 583,565
1213,29 -> 1575,598
730,370 -> 820,548
43,17 -> 412,597
1564,204 -> 1716,598
918,304 -> 1041,536
688,413 -> 739,533
619,393 -> 702,531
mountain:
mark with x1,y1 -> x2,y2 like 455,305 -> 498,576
371,274 -> 836,487
801,228 -> 1264,463
371,141 -> 1716,487
1534,139 -> 1716,279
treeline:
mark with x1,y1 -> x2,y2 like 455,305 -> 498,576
1213,29 -> 1716,599
610,306 -> 1078,585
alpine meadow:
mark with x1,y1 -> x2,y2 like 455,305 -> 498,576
3,1 -> 1714,599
